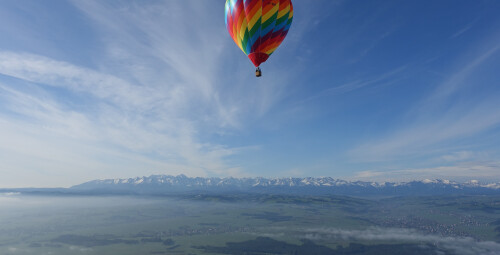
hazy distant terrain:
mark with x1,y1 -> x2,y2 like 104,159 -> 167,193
0,190 -> 499,254
3,175 -> 500,197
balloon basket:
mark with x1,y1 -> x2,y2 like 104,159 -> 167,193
255,67 -> 262,77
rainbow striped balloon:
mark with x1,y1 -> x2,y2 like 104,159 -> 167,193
225,0 -> 294,67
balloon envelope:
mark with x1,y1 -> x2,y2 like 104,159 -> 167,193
225,0 -> 293,67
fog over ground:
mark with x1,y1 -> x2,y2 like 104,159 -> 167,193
303,227 -> 500,255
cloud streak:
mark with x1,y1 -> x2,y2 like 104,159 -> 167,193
350,34 -> 500,164
351,161 -> 500,182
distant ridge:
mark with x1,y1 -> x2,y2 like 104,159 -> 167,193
68,175 -> 500,196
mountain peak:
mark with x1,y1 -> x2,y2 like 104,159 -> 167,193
70,175 -> 500,196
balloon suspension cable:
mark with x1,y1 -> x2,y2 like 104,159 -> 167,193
255,67 -> 262,77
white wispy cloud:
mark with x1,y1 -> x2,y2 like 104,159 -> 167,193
0,56 -> 242,186
426,43 -> 500,104
299,65 -> 407,105
351,96 -> 500,161
351,161 -> 500,182
0,79 -> 212,186
0,51 -> 150,108
450,18 -> 479,39
440,151 -> 478,162
350,34 -> 500,164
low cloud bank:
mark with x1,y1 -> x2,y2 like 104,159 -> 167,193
304,227 -> 500,255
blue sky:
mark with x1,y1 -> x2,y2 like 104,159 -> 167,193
0,0 -> 499,187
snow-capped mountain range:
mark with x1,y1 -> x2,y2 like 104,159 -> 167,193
70,175 -> 500,196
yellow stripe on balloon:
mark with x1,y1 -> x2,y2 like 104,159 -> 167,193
278,5 -> 290,19
248,8 -> 262,29
262,4 -> 279,22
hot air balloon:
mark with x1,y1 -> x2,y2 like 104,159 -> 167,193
225,0 -> 293,77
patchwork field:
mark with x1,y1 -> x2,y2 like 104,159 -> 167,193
0,193 -> 499,254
